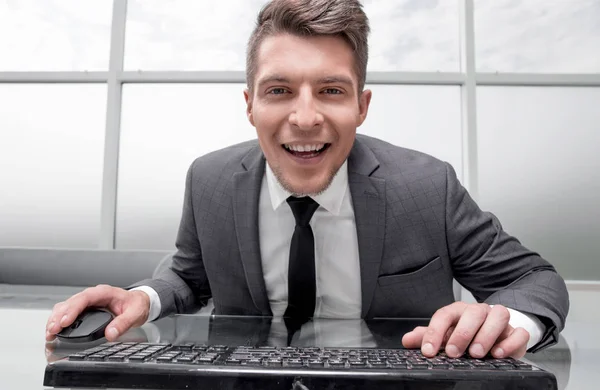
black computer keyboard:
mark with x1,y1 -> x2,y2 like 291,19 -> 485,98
44,341 -> 557,389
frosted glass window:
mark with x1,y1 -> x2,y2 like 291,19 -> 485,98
0,0 -> 112,71
364,0 -> 459,71
475,0 -> 600,73
117,84 -> 462,250
116,84 -> 256,250
124,0 -> 459,71
0,85 -> 107,248
359,85 -> 463,180
477,87 -> 600,280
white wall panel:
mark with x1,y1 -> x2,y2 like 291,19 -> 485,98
477,86 -> 600,279
0,84 -> 107,248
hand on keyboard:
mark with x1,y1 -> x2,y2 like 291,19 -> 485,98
45,285 -> 150,342
402,302 -> 530,360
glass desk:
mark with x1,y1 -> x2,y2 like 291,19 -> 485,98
0,295 -> 594,389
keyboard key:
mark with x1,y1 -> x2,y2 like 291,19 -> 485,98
349,361 -> 366,367
285,359 -> 304,368
496,365 -> 516,370
128,355 -> 148,362
243,359 -> 263,367
67,354 -> 86,361
178,343 -> 195,351
100,342 -> 121,347
514,363 -> 533,370
87,355 -> 107,361
266,358 -> 283,367
451,362 -> 472,369
471,362 -> 495,369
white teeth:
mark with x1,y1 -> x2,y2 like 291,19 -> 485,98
284,143 -> 326,152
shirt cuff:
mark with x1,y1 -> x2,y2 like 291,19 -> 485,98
491,305 -> 545,350
130,286 -> 162,322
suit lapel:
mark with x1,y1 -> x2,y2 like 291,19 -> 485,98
232,145 -> 272,315
348,138 -> 386,318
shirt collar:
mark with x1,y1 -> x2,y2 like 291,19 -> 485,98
265,160 -> 349,216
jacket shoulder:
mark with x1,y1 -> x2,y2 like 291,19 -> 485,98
188,139 -> 260,177
356,134 -> 451,181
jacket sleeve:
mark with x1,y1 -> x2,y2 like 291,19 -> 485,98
129,160 -> 211,319
444,163 -> 569,352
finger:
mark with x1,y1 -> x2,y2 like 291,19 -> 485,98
402,326 -> 427,348
104,296 -> 149,341
46,285 -> 115,336
46,301 -> 69,335
441,326 -> 455,347
421,302 -> 466,357
445,304 -> 489,357
46,328 -> 57,342
403,326 -> 456,350
468,305 -> 511,358
491,327 -> 530,359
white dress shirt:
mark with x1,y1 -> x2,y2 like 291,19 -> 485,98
135,161 -> 544,349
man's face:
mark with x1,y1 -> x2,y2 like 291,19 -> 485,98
244,33 -> 372,195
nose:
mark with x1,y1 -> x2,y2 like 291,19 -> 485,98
289,89 -> 324,130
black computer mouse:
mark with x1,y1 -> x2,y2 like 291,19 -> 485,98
56,308 -> 114,343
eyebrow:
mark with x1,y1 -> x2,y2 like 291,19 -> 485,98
256,75 -> 291,89
316,75 -> 354,87
256,74 -> 355,89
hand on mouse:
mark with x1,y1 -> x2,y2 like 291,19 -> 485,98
45,284 -> 150,342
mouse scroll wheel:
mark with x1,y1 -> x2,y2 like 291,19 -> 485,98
72,319 -> 82,329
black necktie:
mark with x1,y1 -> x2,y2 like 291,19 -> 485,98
284,196 -> 319,320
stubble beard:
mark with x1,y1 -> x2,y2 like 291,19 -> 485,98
273,163 -> 342,197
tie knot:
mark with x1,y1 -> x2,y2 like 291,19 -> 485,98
286,196 -> 319,227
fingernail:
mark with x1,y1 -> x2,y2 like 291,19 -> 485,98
445,344 -> 459,357
107,327 -> 118,340
48,322 -> 55,331
493,347 -> 504,358
60,315 -> 68,325
471,343 -> 484,357
422,343 -> 434,355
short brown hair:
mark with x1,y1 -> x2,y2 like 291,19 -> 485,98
246,0 -> 370,92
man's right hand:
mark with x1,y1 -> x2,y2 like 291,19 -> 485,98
45,284 -> 151,342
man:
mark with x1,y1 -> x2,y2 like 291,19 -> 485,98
46,0 -> 568,359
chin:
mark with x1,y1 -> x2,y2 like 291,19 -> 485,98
278,171 -> 335,197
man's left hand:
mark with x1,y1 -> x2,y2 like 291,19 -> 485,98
402,302 -> 530,359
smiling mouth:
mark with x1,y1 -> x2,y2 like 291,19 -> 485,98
282,143 -> 331,158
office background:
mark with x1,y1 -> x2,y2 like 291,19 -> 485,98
0,0 -> 599,300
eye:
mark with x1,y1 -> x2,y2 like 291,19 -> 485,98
268,88 -> 288,95
323,88 -> 343,95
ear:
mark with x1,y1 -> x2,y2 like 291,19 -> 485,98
244,89 -> 255,126
357,89 -> 372,127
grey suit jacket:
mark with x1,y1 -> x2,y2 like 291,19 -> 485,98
133,134 -> 569,352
